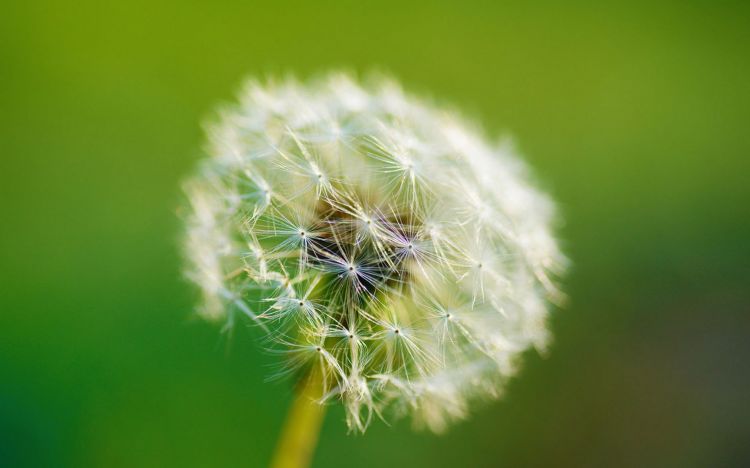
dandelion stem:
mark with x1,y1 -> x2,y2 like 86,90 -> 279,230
270,368 -> 326,468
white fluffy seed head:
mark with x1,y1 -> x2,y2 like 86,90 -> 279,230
183,72 -> 566,433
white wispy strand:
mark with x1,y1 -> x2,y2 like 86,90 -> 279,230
183,72 -> 566,433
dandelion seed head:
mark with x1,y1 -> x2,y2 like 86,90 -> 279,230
183,72 -> 565,433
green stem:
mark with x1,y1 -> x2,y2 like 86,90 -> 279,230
270,369 -> 326,468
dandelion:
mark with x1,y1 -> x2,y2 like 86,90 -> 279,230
182,72 -> 566,468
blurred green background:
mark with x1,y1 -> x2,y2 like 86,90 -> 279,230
2,1 -> 749,467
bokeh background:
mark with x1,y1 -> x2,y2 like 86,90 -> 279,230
2,1 -> 749,467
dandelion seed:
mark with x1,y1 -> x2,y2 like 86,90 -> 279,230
182,72 -> 566,435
